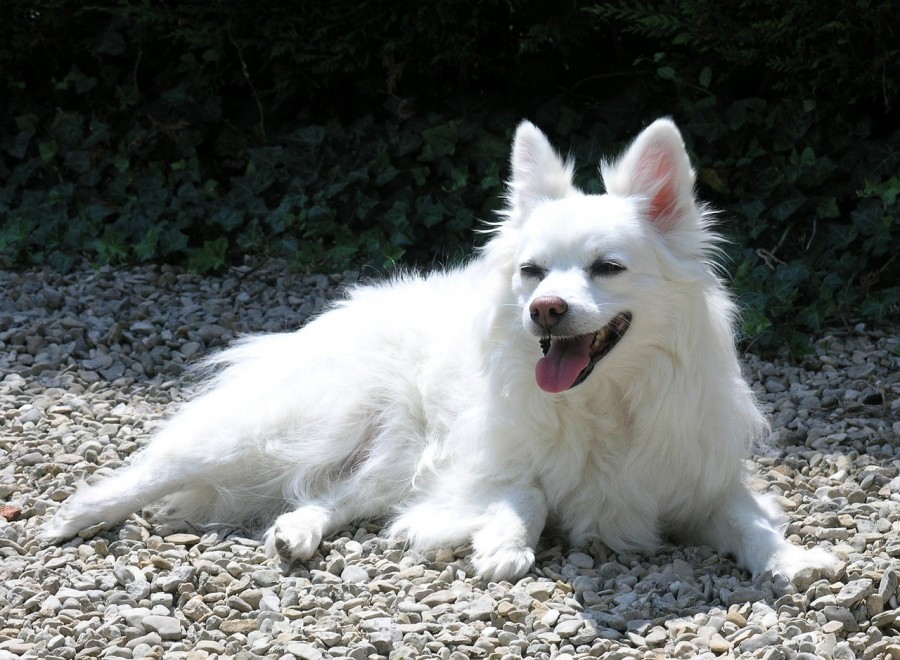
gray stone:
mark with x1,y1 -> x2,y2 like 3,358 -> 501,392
740,629 -> 780,654
155,565 -> 196,592
555,618 -> 585,638
341,565 -> 370,584
285,642 -> 325,660
835,578 -> 873,607
141,614 -> 183,640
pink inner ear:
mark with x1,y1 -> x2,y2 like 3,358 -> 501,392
639,147 -> 680,232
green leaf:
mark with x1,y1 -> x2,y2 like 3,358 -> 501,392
39,140 -> 59,161
770,195 -> 806,222
816,197 -> 840,219
800,147 -> 816,167
15,114 -> 38,133
189,237 -> 229,272
657,66 -> 676,81
419,122 -> 459,161
699,66 -> 712,88
64,151 -> 91,174
700,167 -> 729,194
135,225 -> 163,261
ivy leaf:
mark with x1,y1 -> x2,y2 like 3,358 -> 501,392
699,66 -> 712,88
39,140 -> 59,161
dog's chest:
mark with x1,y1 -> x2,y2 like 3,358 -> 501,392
530,404 -> 684,543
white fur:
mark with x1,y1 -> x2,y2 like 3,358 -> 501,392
44,119 -> 839,582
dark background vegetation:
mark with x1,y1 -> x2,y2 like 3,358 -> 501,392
1,0 -> 897,351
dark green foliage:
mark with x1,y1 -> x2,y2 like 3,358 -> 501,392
587,0 -> 898,110
583,0 -> 898,350
0,0 -> 896,351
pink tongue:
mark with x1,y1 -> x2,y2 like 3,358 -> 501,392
535,334 -> 593,393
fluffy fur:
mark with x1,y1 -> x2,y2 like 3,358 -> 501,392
44,119 -> 839,582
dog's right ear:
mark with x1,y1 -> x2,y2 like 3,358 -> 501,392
506,121 -> 574,223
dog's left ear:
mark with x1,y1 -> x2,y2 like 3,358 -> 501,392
602,118 -> 697,233
506,121 -> 574,223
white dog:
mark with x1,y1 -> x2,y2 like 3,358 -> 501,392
45,119 -> 838,582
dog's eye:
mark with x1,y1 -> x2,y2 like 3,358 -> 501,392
590,259 -> 626,277
520,263 -> 546,280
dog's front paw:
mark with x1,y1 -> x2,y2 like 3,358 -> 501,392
473,545 -> 535,582
263,506 -> 328,562
471,528 -> 535,582
768,545 -> 841,582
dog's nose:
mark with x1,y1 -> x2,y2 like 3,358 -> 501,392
529,296 -> 567,329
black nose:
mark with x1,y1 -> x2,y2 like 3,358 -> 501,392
529,296 -> 567,329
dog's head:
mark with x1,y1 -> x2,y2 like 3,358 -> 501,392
489,119 -> 722,394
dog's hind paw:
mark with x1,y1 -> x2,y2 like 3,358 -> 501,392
40,509 -> 94,544
263,506 -> 329,563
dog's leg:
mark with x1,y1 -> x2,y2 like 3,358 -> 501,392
470,485 -> 548,582
43,400 -> 249,542
42,452 -> 201,541
687,483 -> 840,580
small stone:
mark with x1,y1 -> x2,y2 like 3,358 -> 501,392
341,565 -> 370,584
821,620 -> 843,634
17,451 -> 45,466
673,641 -> 699,658
645,628 -> 667,648
727,588 -> 767,607
567,552 -> 594,569
180,341 -> 202,357
835,578 -> 873,607
434,547 -> 456,563
219,618 -> 258,634
871,610 -> 900,629
194,640 -> 226,654
878,569 -> 898,601
671,558 -> 694,579
156,565 -> 196,592
182,596 -> 212,622
822,606 -> 859,632
571,576 -> 599,593
555,619 -> 585,638
709,634 -> 732,654
725,608 -> 747,628
526,581 -> 554,601
285,642 -> 324,660
465,595 -> 496,622
251,569 -> 281,587
126,632 -> 162,650
164,533 -> 201,545
740,629 -> 779,654
541,608 -> 560,627
141,614 -> 183,640
791,566 -> 823,591
420,590 -> 457,606
258,590 -> 280,612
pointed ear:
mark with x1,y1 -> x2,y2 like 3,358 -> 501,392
601,118 -> 697,233
506,121 -> 574,222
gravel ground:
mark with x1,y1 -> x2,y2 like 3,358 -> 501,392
1,261 -> 898,660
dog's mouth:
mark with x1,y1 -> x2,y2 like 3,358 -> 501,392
535,312 -> 632,393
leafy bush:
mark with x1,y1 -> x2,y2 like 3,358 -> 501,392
587,0 -> 898,111
583,0 -> 899,350
0,0 -> 896,351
